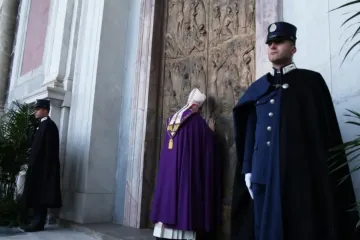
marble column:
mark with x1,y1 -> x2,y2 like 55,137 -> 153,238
123,0 -> 156,228
58,0 -> 81,181
113,0 -> 157,228
0,0 -> 20,115
61,0 -> 128,223
255,0 -> 283,78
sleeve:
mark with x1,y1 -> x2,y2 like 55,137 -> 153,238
44,123 -> 60,180
242,108 -> 256,174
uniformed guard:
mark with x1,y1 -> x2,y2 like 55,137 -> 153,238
21,99 -> 62,232
230,22 -> 358,240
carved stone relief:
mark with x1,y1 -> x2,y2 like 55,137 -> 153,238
152,0 -> 255,238
162,54 -> 208,126
165,0 -> 208,59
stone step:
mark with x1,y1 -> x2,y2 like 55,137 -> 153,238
59,220 -> 154,240
0,225 -> 103,239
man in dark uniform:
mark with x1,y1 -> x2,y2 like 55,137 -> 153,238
21,99 -> 62,232
231,22 -> 359,240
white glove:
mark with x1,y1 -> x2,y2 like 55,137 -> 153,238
245,173 -> 254,199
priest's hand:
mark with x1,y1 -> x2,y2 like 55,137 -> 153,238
245,173 -> 253,199
208,118 -> 215,131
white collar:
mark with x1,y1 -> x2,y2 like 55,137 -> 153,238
271,63 -> 297,76
41,117 -> 48,122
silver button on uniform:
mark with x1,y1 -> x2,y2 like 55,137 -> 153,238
267,126 -> 272,131
282,83 -> 289,89
270,99 -> 275,104
267,141 -> 271,146
269,112 -> 274,117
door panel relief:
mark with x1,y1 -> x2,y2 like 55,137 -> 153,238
154,0 -> 255,237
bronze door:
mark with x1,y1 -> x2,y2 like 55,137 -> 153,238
152,0 -> 255,237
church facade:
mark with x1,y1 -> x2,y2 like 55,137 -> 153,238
1,0 -> 359,238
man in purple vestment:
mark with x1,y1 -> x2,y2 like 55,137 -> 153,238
151,88 -> 222,240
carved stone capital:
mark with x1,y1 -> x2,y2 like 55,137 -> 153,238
22,86 -> 66,105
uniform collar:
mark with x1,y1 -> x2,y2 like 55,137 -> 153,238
41,117 -> 48,122
271,62 -> 297,76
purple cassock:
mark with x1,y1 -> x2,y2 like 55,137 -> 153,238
150,109 -> 222,233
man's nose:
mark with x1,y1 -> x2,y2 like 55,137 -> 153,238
269,42 -> 277,48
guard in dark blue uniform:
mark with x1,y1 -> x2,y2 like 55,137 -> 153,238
21,99 -> 62,232
230,22 -> 359,240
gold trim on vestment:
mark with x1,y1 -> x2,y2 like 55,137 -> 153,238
166,112 -> 195,149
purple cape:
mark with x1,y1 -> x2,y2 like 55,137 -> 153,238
150,109 -> 221,232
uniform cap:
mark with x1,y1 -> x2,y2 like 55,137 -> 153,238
266,21 -> 297,44
35,99 -> 50,110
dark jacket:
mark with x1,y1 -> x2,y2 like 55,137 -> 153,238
231,68 -> 358,240
21,117 -> 62,208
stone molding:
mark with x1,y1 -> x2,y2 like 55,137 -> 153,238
22,86 -> 66,104
122,0 -> 156,228
9,0 -> 76,91
9,0 -> 32,91
42,0 -> 75,88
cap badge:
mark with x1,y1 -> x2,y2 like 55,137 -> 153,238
269,23 -> 277,32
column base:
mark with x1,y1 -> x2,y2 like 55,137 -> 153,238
60,191 -> 114,224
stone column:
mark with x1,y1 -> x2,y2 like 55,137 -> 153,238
0,0 -> 20,115
61,0 -> 128,224
122,0 -> 156,228
255,0 -> 283,78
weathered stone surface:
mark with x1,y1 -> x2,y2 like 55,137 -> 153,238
0,0 -> 20,115
145,0 -> 255,238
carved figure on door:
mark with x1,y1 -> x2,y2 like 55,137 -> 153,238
169,0 -> 184,35
181,73 -> 192,105
220,65 -> 236,113
190,62 -> 206,93
221,6 -> 235,40
191,0 -> 206,34
247,0 -> 255,31
165,34 -> 183,58
209,52 -> 229,100
170,63 -> 185,104
212,5 -> 221,45
242,45 -> 255,88
232,3 -> 240,34
228,63 -> 241,102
